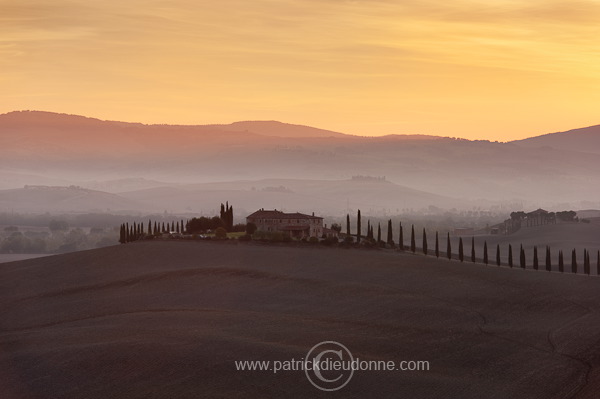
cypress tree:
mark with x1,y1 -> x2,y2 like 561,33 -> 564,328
496,244 -> 501,266
125,223 -> 130,243
148,220 -> 151,236
422,228 -> 428,255
377,223 -> 381,244
171,221 -> 175,232
533,246 -> 538,270
483,241 -> 488,265
571,249 -> 577,274
435,231 -> 439,258
520,245 -> 526,269
597,250 -> 600,276
162,222 -> 165,233
410,225 -> 416,253
399,222 -> 404,251
584,249 -> 590,275
471,237 -> 476,263
458,237 -> 464,262
558,250 -> 564,273
153,221 -> 158,235
346,214 -> 350,236
588,250 -> 592,275
176,222 -> 180,233
508,244 -> 513,268
357,210 -> 361,243
545,246 -> 551,272
447,232 -> 451,260
181,220 -> 185,234
387,219 -> 393,245
119,224 -> 125,244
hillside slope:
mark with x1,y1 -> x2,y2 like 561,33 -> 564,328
2,111 -> 600,206
1,241 -> 600,398
117,178 -> 460,215
0,186 -> 145,213
512,125 -> 600,154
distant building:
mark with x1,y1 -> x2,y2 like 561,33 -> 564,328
246,209 -> 324,239
322,225 -> 339,239
526,208 -> 554,226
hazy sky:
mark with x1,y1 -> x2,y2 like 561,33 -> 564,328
2,0 -> 599,140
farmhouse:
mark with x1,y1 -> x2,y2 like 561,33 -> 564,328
247,209 -> 324,239
526,208 -> 554,226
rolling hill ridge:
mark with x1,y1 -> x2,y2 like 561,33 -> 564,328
2,111 -> 600,209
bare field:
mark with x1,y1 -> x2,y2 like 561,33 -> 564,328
0,254 -> 51,264
1,241 -> 600,398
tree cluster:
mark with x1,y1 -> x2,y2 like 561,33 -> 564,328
220,202 -> 234,231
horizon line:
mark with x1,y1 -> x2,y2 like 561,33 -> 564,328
2,109 -> 597,143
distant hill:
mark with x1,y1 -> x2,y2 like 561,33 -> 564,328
117,177 -> 460,216
576,209 -> 600,219
80,177 -> 177,193
207,120 -> 350,138
2,110 -> 600,209
511,124 -> 600,154
0,186 -> 145,213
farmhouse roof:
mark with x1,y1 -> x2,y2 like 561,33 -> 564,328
247,209 -> 323,220
528,208 -> 549,215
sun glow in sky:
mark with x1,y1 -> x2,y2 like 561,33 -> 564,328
2,0 -> 600,140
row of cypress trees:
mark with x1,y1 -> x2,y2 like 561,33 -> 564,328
349,210 -> 397,246
346,209 -> 600,275
423,230 -> 600,275
119,219 -> 186,244
120,202 -> 237,244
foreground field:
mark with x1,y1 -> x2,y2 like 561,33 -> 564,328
1,241 -> 600,398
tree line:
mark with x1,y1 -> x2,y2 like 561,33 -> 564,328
119,202 -> 245,244
346,209 -> 600,275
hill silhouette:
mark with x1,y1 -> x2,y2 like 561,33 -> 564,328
2,111 -> 600,209
0,185 -> 143,213
512,125 -> 600,155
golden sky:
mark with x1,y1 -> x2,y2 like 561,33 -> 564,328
2,0 -> 599,140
